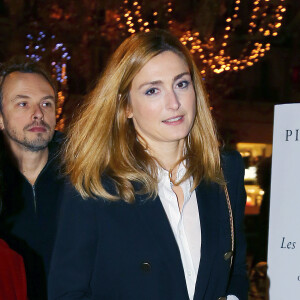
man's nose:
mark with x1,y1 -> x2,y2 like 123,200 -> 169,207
32,105 -> 44,120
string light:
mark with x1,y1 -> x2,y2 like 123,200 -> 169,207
180,0 -> 286,75
114,0 -> 286,75
25,31 -> 71,130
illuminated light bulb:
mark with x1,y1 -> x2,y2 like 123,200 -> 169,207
116,17 -> 121,21
233,66 -> 238,71
144,22 -> 149,26
259,28 -> 264,32
168,20 -> 173,24
126,21 -> 131,25
240,66 -> 245,70
124,13 -> 129,17
153,12 -> 158,16
168,8 -> 172,12
224,35 -> 229,39
248,29 -> 253,33
236,0 -> 240,4
275,23 -> 281,28
278,16 -> 283,20
135,10 -> 140,14
222,43 -> 227,47
188,37 -> 193,41
281,8 -> 286,12
140,27 -> 144,31
247,62 -> 253,66
264,30 -> 270,36
225,26 -> 231,31
225,66 -> 230,70
199,48 -> 203,52
251,15 -> 257,19
273,32 -> 278,36
209,37 -> 215,42
138,18 -> 142,22
233,14 -> 238,18
133,1 -> 138,5
195,32 -> 199,36
137,6 -> 141,9
129,23 -> 134,27
154,20 -> 158,24
262,13 -> 267,17
234,7 -> 239,11
201,70 -> 205,74
145,29 -> 150,32
203,60 -> 207,63
128,17 -> 133,20
200,55 -> 205,59
226,18 -> 232,22
266,43 -> 270,47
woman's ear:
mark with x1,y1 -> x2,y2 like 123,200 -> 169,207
125,96 -> 133,118
126,107 -> 133,119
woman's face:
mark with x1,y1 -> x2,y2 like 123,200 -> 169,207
128,51 -> 196,151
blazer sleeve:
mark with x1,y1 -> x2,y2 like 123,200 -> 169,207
223,151 -> 249,300
48,183 -> 98,300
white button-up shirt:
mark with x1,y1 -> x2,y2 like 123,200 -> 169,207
157,163 -> 239,300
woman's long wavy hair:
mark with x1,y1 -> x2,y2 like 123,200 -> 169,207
64,30 -> 224,203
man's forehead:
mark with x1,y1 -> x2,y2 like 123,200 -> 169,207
2,72 -> 55,97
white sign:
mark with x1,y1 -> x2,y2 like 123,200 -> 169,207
268,103 -> 300,299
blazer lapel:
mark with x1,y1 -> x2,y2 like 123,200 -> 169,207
134,194 -> 189,298
193,180 -> 222,300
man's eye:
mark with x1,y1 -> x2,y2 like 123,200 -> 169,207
177,80 -> 189,89
42,102 -> 52,107
18,102 -> 27,107
145,88 -> 158,96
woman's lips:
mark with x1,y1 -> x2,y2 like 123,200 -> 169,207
162,115 -> 184,124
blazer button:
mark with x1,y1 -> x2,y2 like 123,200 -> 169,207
224,251 -> 233,261
141,262 -> 151,272
218,297 -> 227,300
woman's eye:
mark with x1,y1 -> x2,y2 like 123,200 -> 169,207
177,80 -> 189,89
145,88 -> 158,96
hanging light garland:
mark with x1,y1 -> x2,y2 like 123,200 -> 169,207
179,0 -> 286,75
116,0 -> 286,75
116,0 -> 173,34
25,31 -> 71,130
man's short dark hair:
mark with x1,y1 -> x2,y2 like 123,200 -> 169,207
0,56 -> 57,111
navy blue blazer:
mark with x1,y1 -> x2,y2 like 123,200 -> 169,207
48,151 -> 248,300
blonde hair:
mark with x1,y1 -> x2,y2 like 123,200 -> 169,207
64,30 -> 224,203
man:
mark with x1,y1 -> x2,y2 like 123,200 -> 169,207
0,57 -> 65,299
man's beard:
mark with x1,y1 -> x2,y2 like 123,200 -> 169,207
4,120 -> 54,152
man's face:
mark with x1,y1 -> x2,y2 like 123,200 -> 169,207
0,72 -> 56,153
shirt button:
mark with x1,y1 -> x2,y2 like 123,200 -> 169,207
140,262 -> 151,272
224,251 -> 233,261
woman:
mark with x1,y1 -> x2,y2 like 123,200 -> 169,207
49,30 -> 248,300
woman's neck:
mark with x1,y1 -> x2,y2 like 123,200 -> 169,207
148,140 -> 184,173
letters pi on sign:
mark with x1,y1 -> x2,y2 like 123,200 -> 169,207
285,129 -> 299,141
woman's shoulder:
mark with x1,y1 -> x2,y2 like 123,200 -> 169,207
61,176 -> 118,207
220,150 -> 245,179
